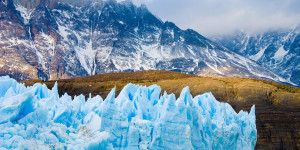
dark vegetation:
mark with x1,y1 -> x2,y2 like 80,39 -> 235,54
22,70 -> 300,150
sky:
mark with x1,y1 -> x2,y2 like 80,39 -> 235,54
130,0 -> 300,36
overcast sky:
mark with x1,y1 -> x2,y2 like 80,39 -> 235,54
130,0 -> 300,36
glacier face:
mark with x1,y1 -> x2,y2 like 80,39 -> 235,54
0,76 -> 257,149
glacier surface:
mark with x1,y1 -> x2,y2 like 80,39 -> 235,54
0,76 -> 257,149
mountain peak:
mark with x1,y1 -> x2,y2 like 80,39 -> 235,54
213,27 -> 300,86
0,0 -> 295,86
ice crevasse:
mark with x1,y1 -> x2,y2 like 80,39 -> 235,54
0,76 -> 257,149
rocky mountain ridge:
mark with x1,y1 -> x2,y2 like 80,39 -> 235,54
0,0 -> 294,86
212,26 -> 300,86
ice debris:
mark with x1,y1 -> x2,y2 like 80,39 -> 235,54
0,76 -> 257,149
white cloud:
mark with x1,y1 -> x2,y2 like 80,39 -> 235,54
132,0 -> 300,36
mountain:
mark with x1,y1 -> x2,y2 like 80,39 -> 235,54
0,0 -> 293,85
212,26 -> 300,86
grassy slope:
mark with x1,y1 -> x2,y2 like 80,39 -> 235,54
22,70 -> 300,149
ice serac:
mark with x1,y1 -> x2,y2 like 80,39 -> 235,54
0,76 -> 257,149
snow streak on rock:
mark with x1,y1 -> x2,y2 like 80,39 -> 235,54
0,76 -> 257,149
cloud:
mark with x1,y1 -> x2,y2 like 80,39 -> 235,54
131,0 -> 300,36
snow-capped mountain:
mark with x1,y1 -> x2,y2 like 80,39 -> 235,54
212,26 -> 300,86
0,0 -> 293,85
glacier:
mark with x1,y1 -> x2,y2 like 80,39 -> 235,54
0,76 -> 257,149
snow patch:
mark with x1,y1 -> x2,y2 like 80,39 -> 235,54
15,5 -> 33,25
134,27 -> 138,33
58,25 -> 70,41
187,45 -> 196,56
240,35 -> 250,52
272,46 -> 289,60
41,33 -> 55,56
74,39 -> 96,75
205,62 -> 223,75
249,46 -> 267,61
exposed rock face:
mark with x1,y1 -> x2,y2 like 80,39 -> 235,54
0,0 -> 293,86
212,26 -> 300,86
0,0 -> 40,80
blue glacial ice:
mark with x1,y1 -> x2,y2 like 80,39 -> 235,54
0,76 -> 257,149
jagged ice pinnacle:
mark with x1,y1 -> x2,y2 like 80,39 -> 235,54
0,76 -> 257,149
